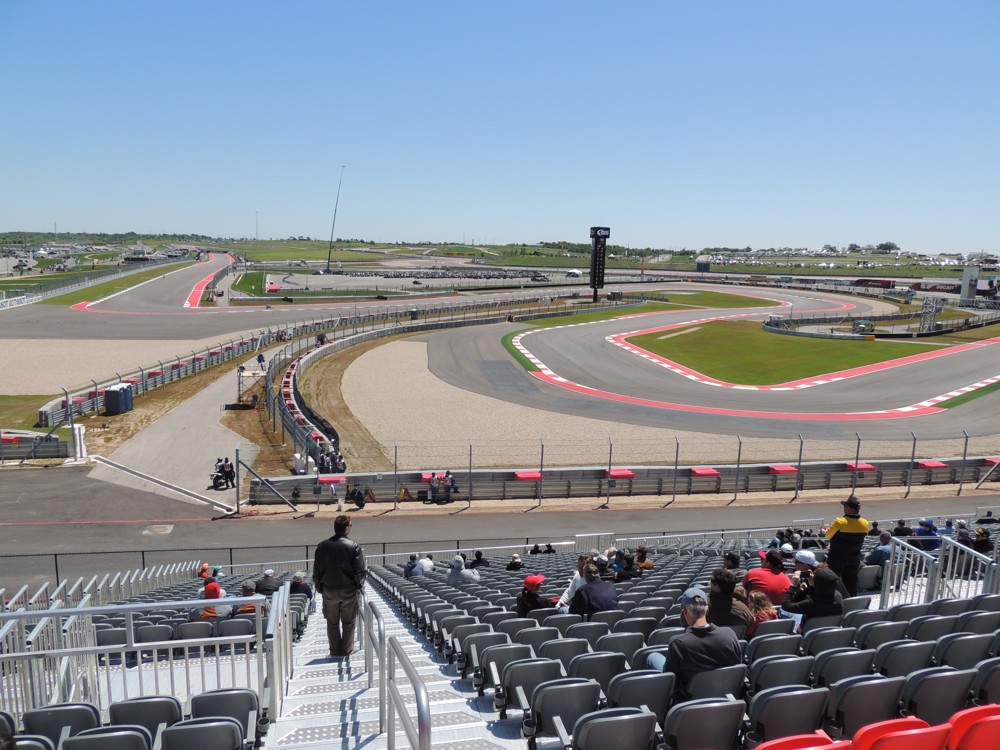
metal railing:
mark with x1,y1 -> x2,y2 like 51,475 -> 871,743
385,634 -> 431,750
0,594 -> 271,723
364,599 -> 387,732
881,536 -> 999,605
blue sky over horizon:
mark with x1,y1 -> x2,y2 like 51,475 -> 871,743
1,2 -> 997,253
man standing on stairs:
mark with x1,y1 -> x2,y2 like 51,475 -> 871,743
313,515 -> 367,659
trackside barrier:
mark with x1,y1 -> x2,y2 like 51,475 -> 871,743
365,599 -> 387,732
248,456 -> 1000,507
881,536 -> 999,606
40,289 -> 622,429
0,595 -> 271,722
386,634 -> 431,750
266,295 -> 642,468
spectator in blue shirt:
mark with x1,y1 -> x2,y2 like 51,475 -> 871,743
915,518 -> 941,550
864,531 -> 895,567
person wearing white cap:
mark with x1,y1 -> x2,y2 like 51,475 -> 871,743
825,496 -> 870,596
506,553 -> 523,571
255,569 -> 282,596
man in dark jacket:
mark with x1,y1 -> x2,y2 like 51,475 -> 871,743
825,497 -> 871,596
254,569 -> 282,596
313,515 -> 367,658
569,563 -> 618,620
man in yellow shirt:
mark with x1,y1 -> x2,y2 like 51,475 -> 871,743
825,497 -> 871,597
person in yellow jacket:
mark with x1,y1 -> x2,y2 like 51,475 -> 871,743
825,497 -> 871,597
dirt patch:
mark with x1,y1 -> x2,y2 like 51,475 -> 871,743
296,336 -> 418,473
79,365 -> 238,456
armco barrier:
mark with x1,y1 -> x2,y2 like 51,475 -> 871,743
247,455 -> 1000,507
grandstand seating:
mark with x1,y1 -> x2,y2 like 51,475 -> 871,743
2,529 -> 1000,750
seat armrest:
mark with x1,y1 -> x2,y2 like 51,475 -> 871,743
553,715 -> 571,748
515,684 -> 530,710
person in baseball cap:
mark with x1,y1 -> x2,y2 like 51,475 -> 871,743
825,495 -> 871,596
516,574 -> 552,618
646,585 -> 742,697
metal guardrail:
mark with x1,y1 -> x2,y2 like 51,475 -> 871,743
386,634 -> 431,750
365,599 -> 387,732
0,594 -> 271,722
881,536 -> 999,605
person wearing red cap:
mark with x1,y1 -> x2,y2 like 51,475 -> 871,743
516,574 -> 553,618
742,549 -> 791,606
191,580 -> 221,620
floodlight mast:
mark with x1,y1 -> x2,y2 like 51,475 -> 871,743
325,165 -> 347,273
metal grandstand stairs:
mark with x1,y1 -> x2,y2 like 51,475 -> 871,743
268,585 -> 521,749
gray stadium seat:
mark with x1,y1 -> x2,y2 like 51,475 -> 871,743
606,670 -> 675,724
22,703 -> 101,747
900,666 -> 977,726
523,678 -> 603,750
823,674 -> 905,738
663,697 -> 745,750
571,707 -> 658,750
746,685 -> 829,743
159,718 -> 243,750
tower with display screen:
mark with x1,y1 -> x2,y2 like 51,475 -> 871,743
589,226 -> 610,302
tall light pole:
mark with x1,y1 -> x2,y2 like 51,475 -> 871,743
326,165 -> 347,273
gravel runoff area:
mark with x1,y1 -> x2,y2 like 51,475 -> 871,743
341,339 -> 1000,468
3,330 -> 269,395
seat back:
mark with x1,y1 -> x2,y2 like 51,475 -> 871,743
906,614 -> 958,642
801,627 -> 856,656
529,678 -> 603,740
952,715 -> 1000,750
972,656 -> 1000,705
873,640 -> 935,678
479,644 -> 534,692
109,696 -> 183,738
857,722 -> 950,750
22,703 -> 101,746
594,632 -> 644,665
850,717 -> 930,750
686,663 -> 747,700
538,638 -> 590,671
545,614 -> 583,635
160,718 -> 243,750
751,618 -> 796,638
664,697 -> 745,750
497,618 -> 537,639
607,670 -> 675,724
572,707 -> 657,750
482,610 -> 517,629
0,710 -> 13,735
514,626 -> 561,656
802,615 -> 842,633
750,655 -> 815,693
748,686 -> 830,742
589,610 -> 625,629
177,621 -> 215,640
933,633 -> 993,670
746,634 -> 803,663
901,667 -> 977,726
813,648 -> 875,687
500,658 -> 563,712
856,620 -> 908,650
62,726 -> 152,750
648,626 -> 686,646
465,632 -> 510,669
189,688 -> 259,739
826,675 -> 906,738
947,705 -> 1000,750
568,652 -> 628,693
11,737 -> 55,750
565,622 -> 610,650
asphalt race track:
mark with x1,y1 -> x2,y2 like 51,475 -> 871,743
424,286 -> 1000,440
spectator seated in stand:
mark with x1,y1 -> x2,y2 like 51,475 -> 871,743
191,580 -> 222,621
506,553 -> 523,571
469,550 -> 490,569
516,574 -> 555,618
635,545 -> 654,570
543,543 -> 556,554
403,554 -> 424,578
289,571 -> 313,602
746,591 -> 778,638
446,555 -> 480,585
743,549 -> 792,606
233,581 -> 269,617
615,553 -> 642,582
254,569 -> 282,596
707,568 -> 753,630
569,563 -> 618,620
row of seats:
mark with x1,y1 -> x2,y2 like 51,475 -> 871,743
0,689 -> 260,750
372,559 -> 1000,750
756,708 -> 1000,750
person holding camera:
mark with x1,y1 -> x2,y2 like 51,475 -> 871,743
781,550 -> 844,631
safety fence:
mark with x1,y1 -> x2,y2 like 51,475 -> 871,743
0,436 -> 69,460
881,536 -> 1000,607
0,593 -> 275,724
248,451 -> 1000,509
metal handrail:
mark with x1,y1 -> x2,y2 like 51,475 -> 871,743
364,599 -> 386,731
386,634 -> 431,750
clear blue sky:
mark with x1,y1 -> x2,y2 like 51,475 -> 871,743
2,2 -> 997,253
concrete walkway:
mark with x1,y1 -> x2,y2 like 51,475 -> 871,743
87,358 -> 253,508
